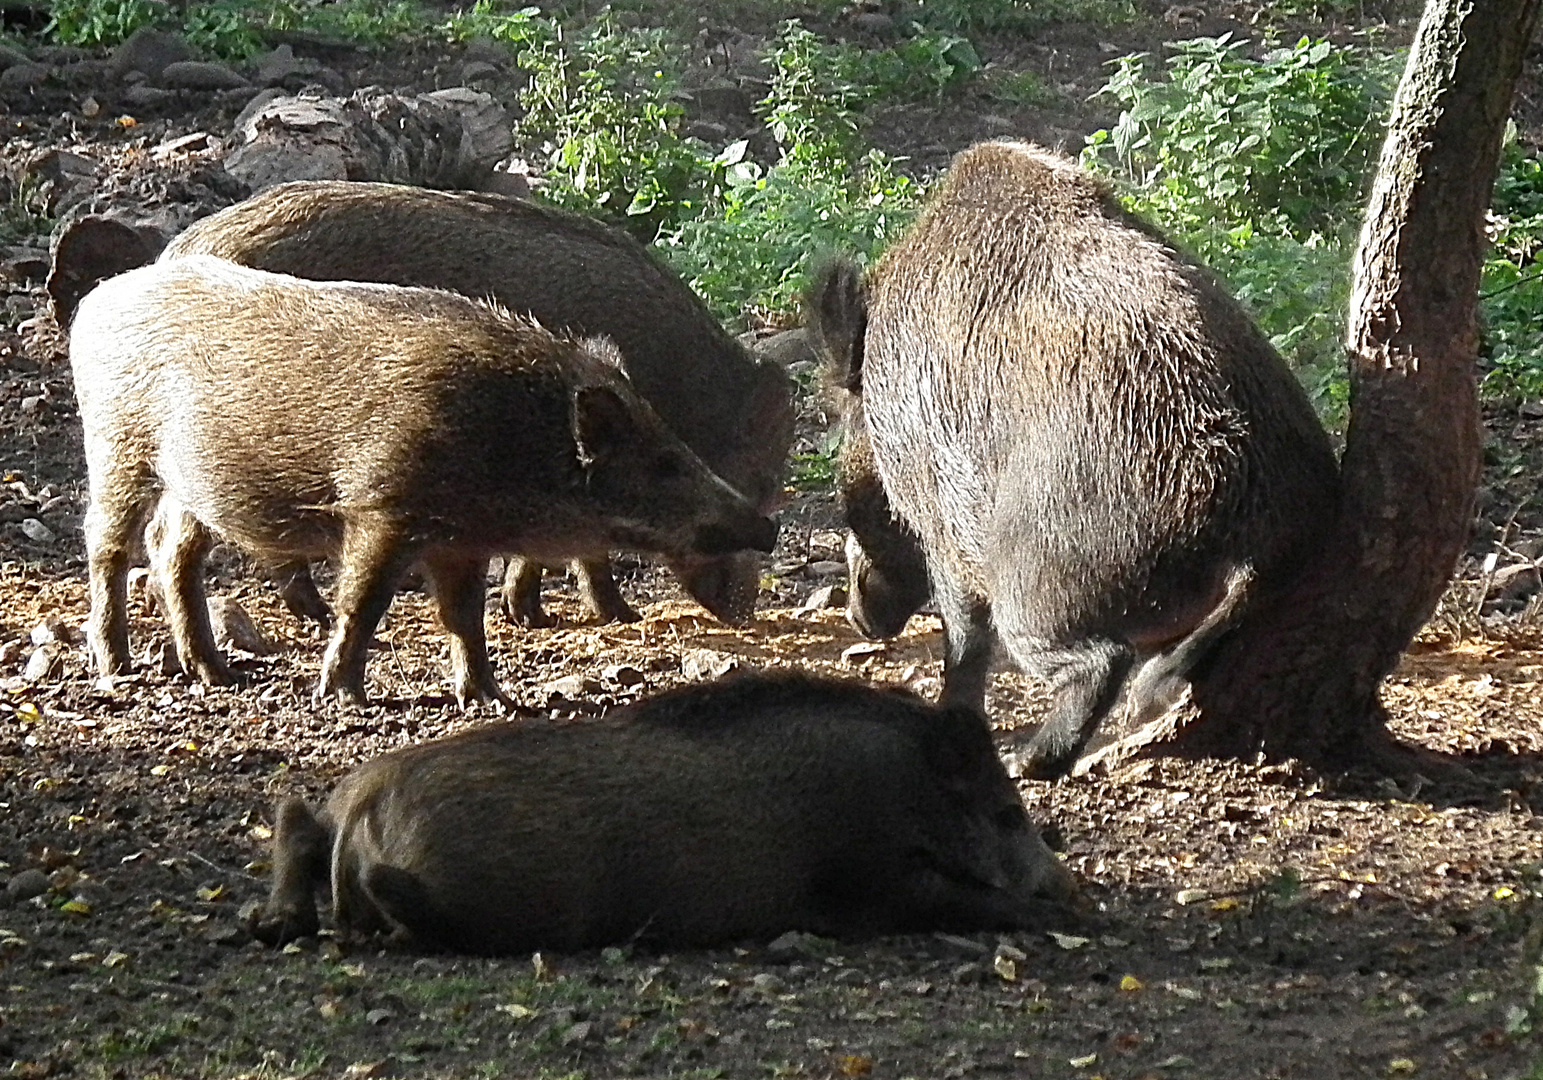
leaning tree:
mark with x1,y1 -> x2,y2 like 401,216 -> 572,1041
1125,0 -> 1543,771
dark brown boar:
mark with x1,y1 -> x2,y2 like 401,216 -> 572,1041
72,256 -> 776,705
254,671 -> 1077,953
157,180 -> 795,626
807,141 -> 1340,779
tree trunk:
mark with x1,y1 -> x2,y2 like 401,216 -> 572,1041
1159,0 -> 1541,767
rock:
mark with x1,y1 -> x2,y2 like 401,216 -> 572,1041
462,37 -> 510,66
794,584 -> 846,616
479,167 -> 531,200
560,1020 -> 592,1045
681,649 -> 737,680
22,646 -> 57,683
951,961 -> 986,985
0,62 -> 48,92
933,932 -> 991,957
459,60 -> 500,84
232,86 -> 287,132
208,596 -> 275,655
153,131 -> 215,160
807,560 -> 846,578
0,41 -> 31,72
160,60 -> 250,91
364,1007 -> 395,1026
123,84 -> 176,108
2,250 -> 48,283
143,641 -> 182,676
223,87 -> 512,193
20,518 -> 55,543
6,869 -> 49,903
851,11 -> 897,35
750,973 -> 786,994
29,618 -> 73,646
766,930 -> 822,958
540,673 -> 600,701
254,44 -> 303,86
107,28 -> 193,83
602,663 -> 645,687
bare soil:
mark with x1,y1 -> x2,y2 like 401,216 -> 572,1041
2,3 -> 1541,1079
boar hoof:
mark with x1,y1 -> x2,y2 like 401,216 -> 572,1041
592,599 -> 642,625
501,597 -> 554,629
252,902 -> 319,946
1002,745 -> 1074,783
187,656 -> 237,687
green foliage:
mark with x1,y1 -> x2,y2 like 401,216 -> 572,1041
181,0 -> 266,59
1084,34 -> 1396,421
1086,34 -> 1392,239
1480,139 -> 1543,400
656,20 -> 924,327
909,0 -> 1135,31
508,10 -> 711,236
45,0 -> 164,46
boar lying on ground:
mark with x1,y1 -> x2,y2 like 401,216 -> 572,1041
71,255 -> 776,705
808,141 -> 1340,779
149,180 -> 795,627
255,671 -> 1077,953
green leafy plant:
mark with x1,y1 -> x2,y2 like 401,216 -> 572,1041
509,10 -> 712,236
182,0 -> 266,58
1084,35 -> 1397,421
656,20 -> 924,327
908,0 -> 1135,31
1480,138 -> 1543,400
44,0 -> 165,46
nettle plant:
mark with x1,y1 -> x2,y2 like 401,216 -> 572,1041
1084,33 -> 1396,419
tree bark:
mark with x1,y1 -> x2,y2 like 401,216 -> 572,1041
1155,0 -> 1542,767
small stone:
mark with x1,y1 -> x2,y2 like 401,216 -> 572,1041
0,63 -> 49,92
934,932 -> 991,956
7,869 -> 49,902
681,649 -> 736,681
841,641 -> 886,663
22,646 -> 57,683
254,44 -> 301,86
20,518 -> 55,543
209,922 -> 250,946
603,664 -> 645,687
541,673 -> 599,701
30,619 -> 71,646
80,94 -> 100,117
208,596 -> 274,655
159,60 -> 249,90
123,85 -> 176,108
766,930 -> 819,958
143,641 -> 182,676
751,972 -> 785,994
750,328 -> 819,369
951,961 -> 985,985
19,395 -> 44,413
795,584 -> 846,616
560,1020 -> 592,1045
153,131 -> 213,158
364,1007 -> 395,1025
108,28 -> 193,83
459,60 -> 500,84
807,560 -> 846,577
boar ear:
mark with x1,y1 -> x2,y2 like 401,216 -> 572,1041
48,215 -> 162,327
572,385 -> 637,471
804,255 -> 867,394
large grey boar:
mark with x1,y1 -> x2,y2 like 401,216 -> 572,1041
254,671 -> 1077,953
72,255 -> 776,705
807,141 -> 1340,779
156,180 -> 795,627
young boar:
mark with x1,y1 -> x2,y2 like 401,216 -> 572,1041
255,671 -> 1076,953
157,181 -> 795,626
72,256 -> 776,704
807,142 -> 1340,778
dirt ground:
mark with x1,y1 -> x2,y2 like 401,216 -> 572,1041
2,3 -> 1542,1079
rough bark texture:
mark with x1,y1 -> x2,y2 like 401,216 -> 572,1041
1159,0 -> 1543,766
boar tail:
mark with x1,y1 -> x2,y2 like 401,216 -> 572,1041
1124,562 -> 1256,724
805,255 -> 868,394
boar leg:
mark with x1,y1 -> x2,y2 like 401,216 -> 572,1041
933,573 -> 995,714
499,556 -> 554,629
271,561 -> 333,630
423,552 -> 510,708
1003,637 -> 1135,781
152,502 -> 234,685
254,797 -> 329,946
84,470 -> 156,675
319,520 -> 416,704
573,558 -> 641,624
